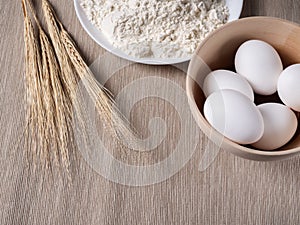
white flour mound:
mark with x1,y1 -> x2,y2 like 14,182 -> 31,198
81,0 -> 229,59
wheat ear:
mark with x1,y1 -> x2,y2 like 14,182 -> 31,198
22,0 -> 47,168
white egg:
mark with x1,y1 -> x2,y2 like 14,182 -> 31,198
204,89 -> 264,144
252,103 -> 298,150
235,40 -> 283,95
278,64 -> 300,112
203,70 -> 254,101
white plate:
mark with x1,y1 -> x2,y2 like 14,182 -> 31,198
74,0 -> 244,65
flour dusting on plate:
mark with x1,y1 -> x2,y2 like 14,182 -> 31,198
81,0 -> 229,59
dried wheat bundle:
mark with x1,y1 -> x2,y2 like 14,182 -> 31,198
41,0 -> 139,144
22,0 -> 74,172
22,0 -> 140,174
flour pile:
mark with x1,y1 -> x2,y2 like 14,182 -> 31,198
81,0 -> 229,58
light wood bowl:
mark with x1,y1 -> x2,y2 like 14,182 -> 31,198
186,17 -> 300,161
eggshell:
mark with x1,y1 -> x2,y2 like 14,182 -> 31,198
278,64 -> 300,112
235,40 -> 283,95
203,70 -> 254,101
252,103 -> 298,150
204,89 -> 264,144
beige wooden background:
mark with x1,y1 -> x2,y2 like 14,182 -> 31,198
1,0 -> 300,224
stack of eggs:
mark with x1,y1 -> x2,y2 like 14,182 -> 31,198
203,40 -> 300,150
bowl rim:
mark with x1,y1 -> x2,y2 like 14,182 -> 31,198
186,16 -> 300,157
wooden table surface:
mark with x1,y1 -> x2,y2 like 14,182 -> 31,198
1,0 -> 300,224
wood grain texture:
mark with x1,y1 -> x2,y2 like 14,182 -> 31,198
1,0 -> 300,224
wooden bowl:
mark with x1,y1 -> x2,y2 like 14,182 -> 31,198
186,17 -> 300,161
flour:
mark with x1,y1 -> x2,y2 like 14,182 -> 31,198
81,0 -> 229,59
